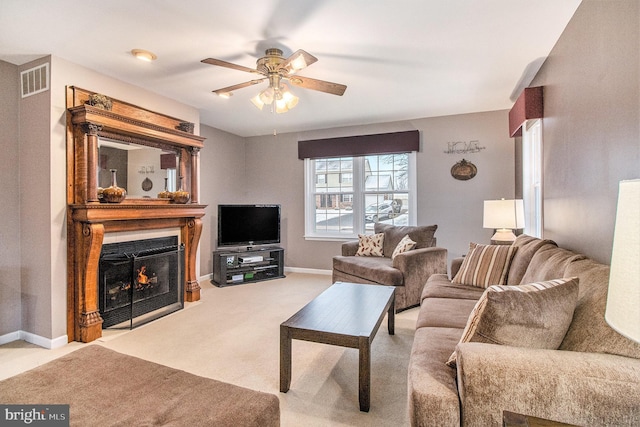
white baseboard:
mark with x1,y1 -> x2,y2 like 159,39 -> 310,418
284,267 -> 332,276
0,330 -> 68,349
199,273 -> 213,283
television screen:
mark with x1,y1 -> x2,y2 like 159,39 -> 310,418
218,204 -> 281,247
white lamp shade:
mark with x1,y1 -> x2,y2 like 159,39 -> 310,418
605,179 -> 640,344
483,199 -> 525,229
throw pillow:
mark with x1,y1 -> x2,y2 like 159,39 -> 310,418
391,234 -> 417,259
445,277 -> 579,367
355,233 -> 385,257
452,243 -> 517,288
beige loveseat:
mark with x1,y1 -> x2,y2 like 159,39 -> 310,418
332,223 -> 448,311
408,234 -> 640,426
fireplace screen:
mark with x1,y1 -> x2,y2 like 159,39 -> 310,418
99,236 -> 184,328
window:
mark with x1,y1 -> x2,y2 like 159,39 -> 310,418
522,119 -> 543,237
305,152 -> 416,239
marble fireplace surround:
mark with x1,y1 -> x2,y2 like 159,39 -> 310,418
66,86 -> 206,343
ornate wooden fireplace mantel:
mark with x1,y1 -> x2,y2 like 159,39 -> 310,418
66,86 -> 206,343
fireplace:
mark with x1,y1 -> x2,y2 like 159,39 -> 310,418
99,236 -> 184,328
67,87 -> 206,343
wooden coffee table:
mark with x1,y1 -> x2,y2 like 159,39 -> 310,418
279,281 -> 395,412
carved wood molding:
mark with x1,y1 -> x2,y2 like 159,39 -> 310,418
66,86 -> 207,343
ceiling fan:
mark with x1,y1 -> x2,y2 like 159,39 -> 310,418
201,48 -> 347,113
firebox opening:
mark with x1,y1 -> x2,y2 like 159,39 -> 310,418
99,236 -> 184,329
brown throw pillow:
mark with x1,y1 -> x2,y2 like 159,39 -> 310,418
446,277 -> 579,367
391,234 -> 417,259
355,233 -> 384,257
452,243 -> 517,288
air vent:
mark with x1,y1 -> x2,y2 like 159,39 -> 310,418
20,63 -> 49,98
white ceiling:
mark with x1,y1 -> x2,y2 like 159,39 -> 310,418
0,0 -> 582,137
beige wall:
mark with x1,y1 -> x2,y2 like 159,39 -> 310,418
19,57 -> 53,341
530,0 -> 640,264
0,60 -> 21,336
232,110 -> 515,272
198,126 -> 247,277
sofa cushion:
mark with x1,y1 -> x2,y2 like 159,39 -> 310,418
452,243 -> 517,288
519,246 -> 587,284
391,234 -> 417,259
446,277 -> 579,367
421,275 -> 486,302
408,327 -> 465,427
507,234 -> 558,285
374,223 -> 437,257
416,297 -> 479,329
355,232 -> 384,257
560,258 -> 640,359
332,255 -> 403,286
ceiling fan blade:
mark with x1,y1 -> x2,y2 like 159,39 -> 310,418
287,75 -> 346,96
201,58 -> 258,74
279,49 -> 318,75
212,79 -> 266,96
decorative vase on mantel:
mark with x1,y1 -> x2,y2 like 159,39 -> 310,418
171,176 -> 190,204
157,177 -> 172,199
102,169 -> 127,203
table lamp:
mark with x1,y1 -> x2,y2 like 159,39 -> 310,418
605,179 -> 640,344
483,199 -> 525,244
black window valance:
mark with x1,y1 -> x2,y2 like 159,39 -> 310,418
298,130 -> 419,160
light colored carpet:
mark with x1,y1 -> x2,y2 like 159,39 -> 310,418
0,273 -> 420,426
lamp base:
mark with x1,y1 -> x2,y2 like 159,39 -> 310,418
490,229 -> 516,245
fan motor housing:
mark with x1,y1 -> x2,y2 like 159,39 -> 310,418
256,49 -> 285,75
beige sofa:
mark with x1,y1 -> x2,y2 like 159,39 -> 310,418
408,234 -> 640,426
332,223 -> 448,311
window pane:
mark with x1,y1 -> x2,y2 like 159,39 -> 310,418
363,154 -> 410,230
305,152 -> 414,238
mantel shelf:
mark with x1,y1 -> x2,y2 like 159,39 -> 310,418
70,203 -> 207,223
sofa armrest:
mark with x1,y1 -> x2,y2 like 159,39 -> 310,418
393,247 -> 448,307
450,257 -> 464,279
341,240 -> 359,256
456,342 -> 640,426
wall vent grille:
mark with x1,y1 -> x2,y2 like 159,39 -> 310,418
20,63 -> 49,98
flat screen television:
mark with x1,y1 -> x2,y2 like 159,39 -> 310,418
217,204 -> 281,248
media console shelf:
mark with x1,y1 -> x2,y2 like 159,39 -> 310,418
212,247 -> 285,286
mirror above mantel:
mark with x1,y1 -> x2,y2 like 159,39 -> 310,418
98,138 -> 179,199
66,86 -> 205,206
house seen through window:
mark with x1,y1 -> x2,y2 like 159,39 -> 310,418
305,152 -> 416,239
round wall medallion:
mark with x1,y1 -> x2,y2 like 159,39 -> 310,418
142,177 -> 153,191
451,159 -> 477,181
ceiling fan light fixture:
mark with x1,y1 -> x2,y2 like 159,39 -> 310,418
259,86 -> 275,105
131,49 -> 157,62
217,92 -> 233,99
250,94 -> 265,110
280,86 -> 299,109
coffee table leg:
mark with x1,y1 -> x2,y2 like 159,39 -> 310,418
388,293 -> 395,335
358,335 -> 371,412
280,325 -> 291,393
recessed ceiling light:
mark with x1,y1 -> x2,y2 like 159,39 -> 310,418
131,49 -> 157,62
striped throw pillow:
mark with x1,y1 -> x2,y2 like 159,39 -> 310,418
452,243 -> 517,288
445,277 -> 579,367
